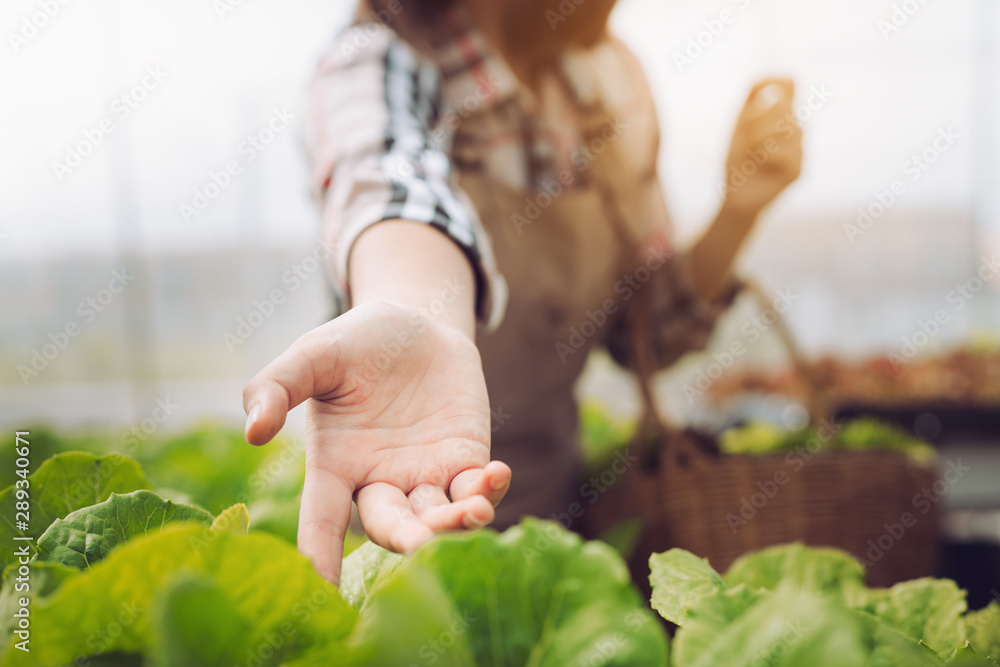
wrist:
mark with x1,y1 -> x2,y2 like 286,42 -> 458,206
350,221 -> 477,340
718,199 -> 762,227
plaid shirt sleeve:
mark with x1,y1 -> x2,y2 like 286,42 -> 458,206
605,251 -> 742,371
304,23 -> 506,327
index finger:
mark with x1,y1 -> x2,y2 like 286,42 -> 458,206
298,461 -> 354,585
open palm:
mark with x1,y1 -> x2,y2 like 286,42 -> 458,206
243,302 -> 510,584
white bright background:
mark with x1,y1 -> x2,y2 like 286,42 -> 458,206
1,0 -> 999,430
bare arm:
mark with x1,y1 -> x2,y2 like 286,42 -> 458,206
349,220 -> 477,338
687,78 -> 803,301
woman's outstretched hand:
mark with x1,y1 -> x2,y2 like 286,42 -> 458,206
242,301 -> 511,585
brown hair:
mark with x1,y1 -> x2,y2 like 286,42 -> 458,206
357,0 -> 455,52
357,0 -> 617,65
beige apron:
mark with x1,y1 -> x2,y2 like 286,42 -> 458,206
453,43 -> 663,528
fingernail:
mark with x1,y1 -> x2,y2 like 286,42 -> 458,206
465,512 -> 488,529
489,471 -> 509,491
245,404 -> 261,441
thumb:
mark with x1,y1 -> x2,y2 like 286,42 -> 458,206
242,324 -> 345,446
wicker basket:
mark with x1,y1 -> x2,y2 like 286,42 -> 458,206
583,281 -> 942,592
583,429 -> 941,591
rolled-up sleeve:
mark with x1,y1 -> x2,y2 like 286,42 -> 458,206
606,253 -> 741,370
304,23 -> 506,328
605,178 -> 741,371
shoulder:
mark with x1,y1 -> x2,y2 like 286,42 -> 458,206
566,33 -> 661,174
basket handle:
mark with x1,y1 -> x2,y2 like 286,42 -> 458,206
626,279 -> 704,465
741,280 -> 832,424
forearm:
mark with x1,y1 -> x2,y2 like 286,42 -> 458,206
686,204 -> 758,302
349,220 -> 477,339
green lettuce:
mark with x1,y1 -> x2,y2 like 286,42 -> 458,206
0,524 -> 358,667
35,490 -> 213,569
0,452 -> 151,570
341,518 -> 669,666
966,602 -> 1000,662
650,542 -> 981,666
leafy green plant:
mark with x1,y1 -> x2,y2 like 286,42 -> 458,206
35,490 -> 213,569
340,518 -> 669,666
0,451 -> 151,569
3,439 -> 998,667
650,543 -> 999,666
720,417 -> 936,463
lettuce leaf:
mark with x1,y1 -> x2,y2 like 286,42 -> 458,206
650,542 -> 975,666
866,578 -> 968,659
648,549 -> 726,625
148,573 -> 258,667
966,602 -> 1000,662
673,587 -> 868,667
722,542 -> 866,599
0,452 -> 151,570
341,518 -> 669,666
35,490 -> 213,569
0,523 -> 358,667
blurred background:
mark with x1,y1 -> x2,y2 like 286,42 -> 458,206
2,0 -> 1000,600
